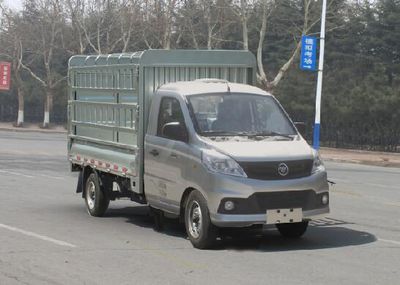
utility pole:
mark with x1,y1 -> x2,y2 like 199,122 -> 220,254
313,0 -> 327,150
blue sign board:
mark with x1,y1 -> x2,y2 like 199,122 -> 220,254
300,36 -> 317,71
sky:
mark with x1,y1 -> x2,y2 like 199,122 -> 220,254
4,0 -> 23,11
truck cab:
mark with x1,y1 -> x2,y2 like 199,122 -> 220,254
144,80 -> 329,248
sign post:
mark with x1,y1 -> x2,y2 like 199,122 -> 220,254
300,36 -> 317,72
312,0 -> 327,150
0,62 -> 11,91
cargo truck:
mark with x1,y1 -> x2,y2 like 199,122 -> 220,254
67,50 -> 329,249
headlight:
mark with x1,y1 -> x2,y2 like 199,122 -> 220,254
311,151 -> 325,174
202,149 -> 247,177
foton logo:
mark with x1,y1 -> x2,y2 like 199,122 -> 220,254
0,62 -> 11,91
278,163 -> 289,177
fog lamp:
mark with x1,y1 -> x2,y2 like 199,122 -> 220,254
224,201 -> 235,211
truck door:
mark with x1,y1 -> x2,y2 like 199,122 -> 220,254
144,96 -> 189,214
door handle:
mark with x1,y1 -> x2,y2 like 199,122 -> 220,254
170,153 -> 178,159
149,149 -> 159,156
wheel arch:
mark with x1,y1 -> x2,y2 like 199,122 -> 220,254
179,187 -> 209,221
180,187 -> 196,222
76,166 -> 94,197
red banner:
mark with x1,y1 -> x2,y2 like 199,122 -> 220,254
0,62 -> 11,91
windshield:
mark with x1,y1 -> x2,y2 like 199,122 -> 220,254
188,93 -> 297,137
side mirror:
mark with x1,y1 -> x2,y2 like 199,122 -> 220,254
162,122 -> 188,142
294,122 -> 306,137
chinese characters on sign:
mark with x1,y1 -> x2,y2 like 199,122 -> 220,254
300,36 -> 317,71
0,62 -> 11,91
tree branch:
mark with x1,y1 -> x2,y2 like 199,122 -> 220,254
20,61 -> 47,88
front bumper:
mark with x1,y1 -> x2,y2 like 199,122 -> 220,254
203,170 -> 330,227
211,206 -> 329,227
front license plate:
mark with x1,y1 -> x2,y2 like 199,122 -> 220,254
266,208 -> 302,225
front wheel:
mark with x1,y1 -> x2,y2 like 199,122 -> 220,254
85,173 -> 109,217
184,190 -> 218,249
276,221 -> 309,238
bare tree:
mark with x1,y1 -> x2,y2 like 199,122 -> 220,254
137,0 -> 180,50
176,0 -> 235,50
256,0 -> 274,85
256,0 -> 324,90
0,5 -> 25,126
231,0 -> 255,50
204,0 -> 213,49
203,0 -> 232,50
119,0 -> 135,52
20,0 -> 66,128
68,0 -> 143,54
65,0 -> 88,54
162,0 -> 177,49
178,1 -> 201,49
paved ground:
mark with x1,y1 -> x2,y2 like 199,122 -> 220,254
0,122 -> 67,134
0,131 -> 399,285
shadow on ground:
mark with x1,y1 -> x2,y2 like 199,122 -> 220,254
220,225 -> 376,252
104,206 -> 376,251
105,205 -> 187,239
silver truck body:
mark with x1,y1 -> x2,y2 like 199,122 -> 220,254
68,50 -> 329,246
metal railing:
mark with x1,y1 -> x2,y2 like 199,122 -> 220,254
69,100 -> 138,134
70,66 -> 139,90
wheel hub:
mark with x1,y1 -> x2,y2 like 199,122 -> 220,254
188,201 -> 202,239
86,181 -> 96,210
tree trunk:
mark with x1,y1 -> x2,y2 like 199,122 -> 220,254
206,5 -> 212,50
257,1 -> 268,85
240,0 -> 248,50
16,86 -> 24,127
207,30 -> 212,50
242,16 -> 248,50
269,40 -> 302,88
43,89 -> 53,128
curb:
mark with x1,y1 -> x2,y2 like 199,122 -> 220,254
322,157 -> 400,168
0,127 -> 67,134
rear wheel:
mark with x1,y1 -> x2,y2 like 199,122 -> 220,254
85,173 -> 109,217
276,221 -> 309,238
184,190 -> 218,249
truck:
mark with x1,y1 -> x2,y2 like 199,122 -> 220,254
67,50 -> 329,249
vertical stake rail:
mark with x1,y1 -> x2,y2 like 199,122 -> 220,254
313,0 -> 327,150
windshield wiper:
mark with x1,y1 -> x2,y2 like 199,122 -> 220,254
201,130 -> 294,139
200,131 -> 249,137
247,131 -> 295,139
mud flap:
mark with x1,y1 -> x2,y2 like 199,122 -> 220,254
76,170 -> 84,194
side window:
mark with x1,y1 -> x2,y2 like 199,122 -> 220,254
157,97 -> 185,137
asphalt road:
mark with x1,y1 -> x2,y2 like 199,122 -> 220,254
0,131 -> 399,285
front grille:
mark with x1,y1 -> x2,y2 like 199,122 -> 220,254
254,190 -> 317,211
218,190 -> 327,214
238,159 -> 313,180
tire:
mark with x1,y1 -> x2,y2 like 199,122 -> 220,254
184,190 -> 218,249
84,173 -> 110,217
276,221 -> 309,238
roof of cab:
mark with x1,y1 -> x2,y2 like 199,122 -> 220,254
158,80 -> 270,97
